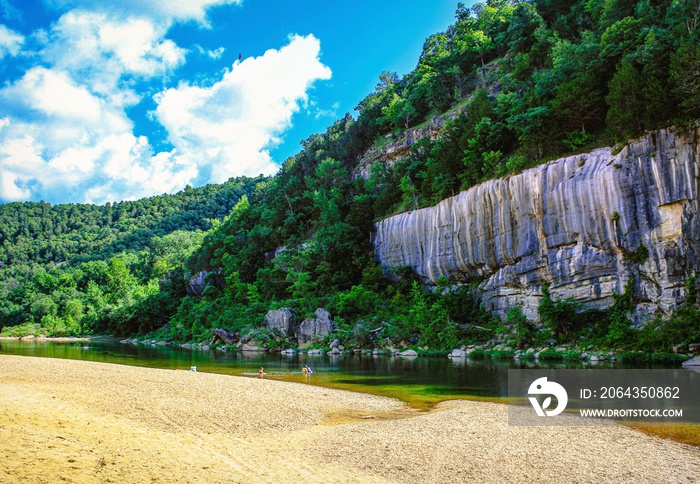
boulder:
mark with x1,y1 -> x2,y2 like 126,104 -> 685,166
210,328 -> 238,345
264,308 -> 297,338
297,308 -> 336,344
689,343 -> 700,354
449,349 -> 466,358
682,355 -> 700,367
673,344 -> 687,354
399,349 -> 418,357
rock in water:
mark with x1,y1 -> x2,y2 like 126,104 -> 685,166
210,328 -> 238,345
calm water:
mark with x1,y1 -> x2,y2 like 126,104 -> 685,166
0,339 -> 620,409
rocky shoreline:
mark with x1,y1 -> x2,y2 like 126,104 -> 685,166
119,335 -> 699,367
118,304 -> 699,366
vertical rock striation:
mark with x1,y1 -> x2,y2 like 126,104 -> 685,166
374,129 -> 700,323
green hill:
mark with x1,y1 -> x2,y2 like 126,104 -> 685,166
2,0 -> 698,352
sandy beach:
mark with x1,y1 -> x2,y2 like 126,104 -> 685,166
1,355 -> 698,483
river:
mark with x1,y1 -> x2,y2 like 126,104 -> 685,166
0,338 -> 629,410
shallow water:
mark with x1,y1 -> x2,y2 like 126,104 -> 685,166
0,338 -> 621,409
4,338 -> 698,447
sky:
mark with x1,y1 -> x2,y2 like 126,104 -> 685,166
0,0 -> 464,205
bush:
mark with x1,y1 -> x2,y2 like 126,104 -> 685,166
538,286 -> 584,341
536,349 -> 564,361
505,306 -> 534,348
0,322 -> 41,337
617,351 -> 687,365
468,348 -> 486,360
488,349 -> 516,359
624,244 -> 649,264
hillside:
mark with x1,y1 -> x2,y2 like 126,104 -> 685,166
0,176 -> 264,267
0,176 -> 262,334
2,0 -> 699,354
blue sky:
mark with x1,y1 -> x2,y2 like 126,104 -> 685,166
0,0 -> 464,204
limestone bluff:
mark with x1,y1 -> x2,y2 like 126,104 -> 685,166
373,128 -> 700,325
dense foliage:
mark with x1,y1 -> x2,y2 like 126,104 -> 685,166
2,0 -> 699,353
359,0 -> 700,213
0,177 -> 262,335
0,178 -> 262,267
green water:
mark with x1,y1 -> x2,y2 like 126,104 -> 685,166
0,339 -> 611,410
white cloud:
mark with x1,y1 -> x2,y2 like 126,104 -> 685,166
315,101 -> 340,120
42,10 -> 187,101
6,67 -> 102,121
0,24 -> 23,59
196,44 -> 225,59
0,171 -> 30,201
0,7 -> 195,203
45,0 -> 242,25
154,34 -> 332,182
0,4 -> 332,204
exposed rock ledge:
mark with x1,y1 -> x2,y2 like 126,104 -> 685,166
374,129 -> 700,324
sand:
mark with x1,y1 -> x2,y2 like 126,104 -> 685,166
1,355 -> 698,483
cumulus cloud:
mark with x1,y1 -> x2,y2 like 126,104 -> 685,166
0,9 -> 195,203
154,34 -> 332,183
0,64 -> 194,202
0,5 -> 332,204
41,10 -> 186,103
45,0 -> 242,25
196,44 -> 225,59
0,24 -> 23,59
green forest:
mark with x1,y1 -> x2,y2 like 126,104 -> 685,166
1,0 -> 699,355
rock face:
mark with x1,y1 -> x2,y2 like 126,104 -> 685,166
353,109 -> 465,180
210,328 -> 238,345
264,308 -> 297,337
374,129 -> 700,324
185,270 -> 222,297
297,308 -> 336,344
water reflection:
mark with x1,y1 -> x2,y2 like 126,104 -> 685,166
0,339 -> 623,409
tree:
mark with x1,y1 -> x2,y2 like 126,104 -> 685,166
399,175 -> 419,211
550,72 -> 605,135
605,60 -> 644,140
30,294 -> 57,321
507,105 -> 552,159
670,43 -> 700,118
382,91 -> 413,130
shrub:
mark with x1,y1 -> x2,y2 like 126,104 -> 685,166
617,351 -> 687,365
468,348 -> 486,360
625,244 -> 649,264
537,348 -> 564,361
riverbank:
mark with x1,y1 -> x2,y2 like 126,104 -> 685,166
1,355 -> 699,483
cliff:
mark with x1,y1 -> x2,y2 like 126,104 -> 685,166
352,109 -> 466,180
373,129 -> 700,324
